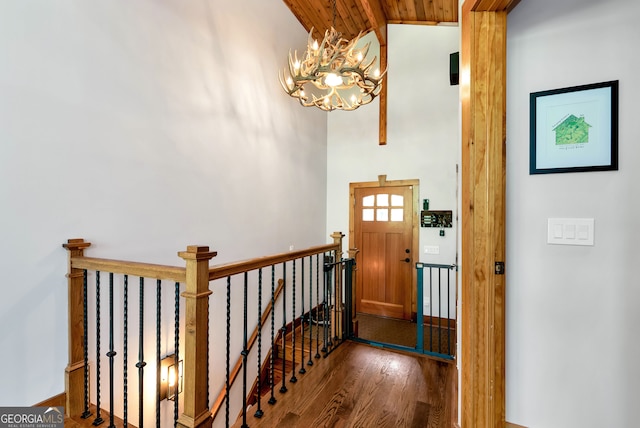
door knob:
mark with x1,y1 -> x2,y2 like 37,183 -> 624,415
405,249 -> 410,253
401,258 -> 411,263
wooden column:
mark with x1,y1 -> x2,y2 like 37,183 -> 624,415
177,246 -> 217,428
460,3 -> 507,428
63,238 -> 92,418
379,42 -> 388,146
330,232 -> 345,339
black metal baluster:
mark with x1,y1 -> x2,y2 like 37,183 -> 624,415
107,273 -> 117,428
225,276 -> 231,428
82,270 -> 91,419
241,272 -> 249,428
299,258 -> 306,375
94,271 -> 104,426
315,255 -> 320,359
255,269 -> 264,418
331,250 -> 337,345
174,282 -> 180,427
156,279 -> 161,428
136,277 -> 146,428
280,262 -> 287,394
307,256 -> 313,367
322,257 -> 329,354
268,266 -> 276,405
123,275 -> 129,428
344,259 -> 354,339
290,260 -> 297,384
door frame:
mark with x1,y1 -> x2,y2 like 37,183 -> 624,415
349,175 -> 420,319
460,2 -> 516,427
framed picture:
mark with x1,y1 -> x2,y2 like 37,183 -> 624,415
530,80 -> 618,174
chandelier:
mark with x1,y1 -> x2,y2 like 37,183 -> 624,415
279,1 -> 385,112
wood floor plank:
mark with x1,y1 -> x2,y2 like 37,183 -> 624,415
234,341 -> 456,428
411,401 -> 432,428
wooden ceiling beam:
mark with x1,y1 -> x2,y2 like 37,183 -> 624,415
470,0 -> 521,12
356,0 -> 388,45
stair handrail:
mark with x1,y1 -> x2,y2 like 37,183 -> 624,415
208,243 -> 339,280
63,233 -> 345,428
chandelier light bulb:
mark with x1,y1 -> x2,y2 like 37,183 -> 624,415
325,73 -> 343,87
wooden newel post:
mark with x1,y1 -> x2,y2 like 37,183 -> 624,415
330,232 -> 345,339
177,246 -> 217,428
63,238 -> 92,418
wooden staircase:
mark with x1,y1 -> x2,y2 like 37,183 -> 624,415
247,316 -> 328,409
64,406 -> 132,428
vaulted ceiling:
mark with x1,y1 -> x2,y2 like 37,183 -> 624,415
282,0 -> 459,43
282,0 -> 521,43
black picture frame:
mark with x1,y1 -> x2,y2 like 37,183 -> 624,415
530,80 -> 618,174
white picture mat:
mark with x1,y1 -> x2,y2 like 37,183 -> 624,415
535,86 -> 612,170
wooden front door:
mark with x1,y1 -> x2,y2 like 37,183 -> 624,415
354,184 -> 414,320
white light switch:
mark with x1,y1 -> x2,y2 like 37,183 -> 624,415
565,224 -> 576,239
553,224 -> 563,238
577,224 -> 589,240
547,218 -> 594,246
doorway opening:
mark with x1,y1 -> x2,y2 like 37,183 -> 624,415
348,175 -> 457,359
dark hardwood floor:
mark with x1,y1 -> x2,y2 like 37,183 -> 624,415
234,340 -> 457,428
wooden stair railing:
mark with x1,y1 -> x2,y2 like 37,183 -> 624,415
64,239 -> 214,428
64,232 -> 348,428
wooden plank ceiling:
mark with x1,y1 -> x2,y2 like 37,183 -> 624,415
283,0 -> 459,41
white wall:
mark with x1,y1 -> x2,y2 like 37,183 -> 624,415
327,24 -> 460,315
0,0 -> 327,407
506,0 -> 640,426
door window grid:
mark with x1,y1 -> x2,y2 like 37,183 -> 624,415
362,194 -> 404,222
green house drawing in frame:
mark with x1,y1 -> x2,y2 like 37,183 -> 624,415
553,114 -> 592,145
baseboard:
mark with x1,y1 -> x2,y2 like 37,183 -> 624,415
411,312 -> 457,330
453,421 -> 525,428
33,392 -> 65,408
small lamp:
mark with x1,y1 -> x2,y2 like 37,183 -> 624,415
161,354 -> 183,401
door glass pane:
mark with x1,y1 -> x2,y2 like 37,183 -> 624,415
376,194 -> 389,207
391,194 -> 403,206
362,208 -> 374,221
362,195 -> 375,207
391,208 -> 403,222
376,208 -> 388,222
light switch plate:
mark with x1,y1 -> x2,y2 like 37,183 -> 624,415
424,245 -> 440,254
547,218 -> 594,246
